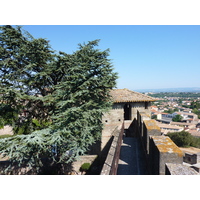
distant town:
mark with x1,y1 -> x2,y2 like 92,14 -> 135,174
147,92 -> 200,137
135,87 -> 200,93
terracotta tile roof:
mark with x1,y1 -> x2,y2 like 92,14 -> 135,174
188,130 -> 200,137
158,124 -> 183,130
110,88 -> 156,103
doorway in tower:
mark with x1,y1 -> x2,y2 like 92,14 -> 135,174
124,103 -> 131,120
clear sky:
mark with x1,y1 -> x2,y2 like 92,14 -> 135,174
21,25 -> 200,91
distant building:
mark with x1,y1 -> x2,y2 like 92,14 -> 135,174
170,121 -> 196,129
151,105 -> 158,112
157,123 -> 184,135
157,112 -> 199,124
156,112 -> 176,124
186,129 -> 200,138
174,112 -> 198,121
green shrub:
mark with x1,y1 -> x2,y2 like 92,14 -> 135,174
32,119 -> 52,130
13,124 -> 29,135
32,119 -> 42,128
172,114 -> 183,122
80,163 -> 91,172
167,131 -> 200,148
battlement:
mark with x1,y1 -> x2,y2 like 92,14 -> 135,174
100,110 -> 199,175
143,120 -> 161,131
151,136 -> 183,157
137,111 -> 197,175
101,123 -> 124,175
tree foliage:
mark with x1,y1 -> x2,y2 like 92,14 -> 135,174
0,25 -> 118,174
167,131 -> 200,148
172,114 -> 183,122
0,25 -> 55,133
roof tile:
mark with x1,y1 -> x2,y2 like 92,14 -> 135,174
110,88 -> 156,103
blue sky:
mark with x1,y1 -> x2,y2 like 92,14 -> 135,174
22,25 -> 200,90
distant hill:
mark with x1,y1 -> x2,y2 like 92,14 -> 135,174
134,87 -> 200,93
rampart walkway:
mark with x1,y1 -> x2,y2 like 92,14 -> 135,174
101,112 -> 198,175
117,137 -> 147,175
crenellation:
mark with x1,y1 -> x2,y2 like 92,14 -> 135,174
148,136 -> 183,175
142,119 -> 161,155
100,123 -> 124,175
137,111 -> 186,175
100,90 -> 198,175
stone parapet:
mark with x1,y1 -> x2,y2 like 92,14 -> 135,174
137,111 -> 151,141
165,163 -> 199,175
101,110 -> 199,175
100,123 -> 124,175
143,120 -> 161,154
150,136 -> 183,175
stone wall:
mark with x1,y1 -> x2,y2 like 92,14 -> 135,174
100,109 -> 200,175
100,123 -> 124,175
102,105 -> 124,125
132,102 -> 151,120
101,102 -> 152,149
72,155 -> 98,174
184,153 -> 198,165
101,110 -> 199,175
165,163 -> 199,175
143,119 -> 161,155
137,111 -> 186,175
101,105 -> 124,150
102,102 -> 152,125
149,136 -> 183,175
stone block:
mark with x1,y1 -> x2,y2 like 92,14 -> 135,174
184,153 -> 197,165
150,136 -> 183,175
143,120 -> 161,154
165,163 -> 199,175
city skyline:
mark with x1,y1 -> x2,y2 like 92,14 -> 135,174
20,25 -> 200,90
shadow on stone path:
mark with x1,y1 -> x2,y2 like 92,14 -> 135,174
117,137 -> 147,175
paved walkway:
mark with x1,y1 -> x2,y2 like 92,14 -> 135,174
117,137 -> 147,175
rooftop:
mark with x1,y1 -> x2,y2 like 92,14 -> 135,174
170,122 -> 194,126
157,123 -> 183,130
176,112 -> 197,116
110,88 -> 156,103
188,129 -> 200,137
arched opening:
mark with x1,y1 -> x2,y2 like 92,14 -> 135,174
124,103 -> 131,120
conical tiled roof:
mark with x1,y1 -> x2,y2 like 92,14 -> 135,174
110,88 -> 156,103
